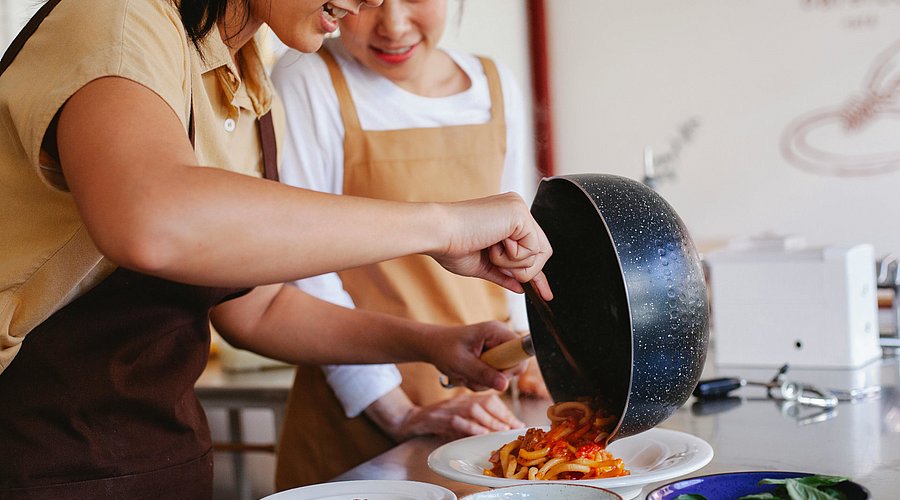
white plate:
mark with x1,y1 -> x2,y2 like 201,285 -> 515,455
427,427 -> 713,500
461,483 -> 622,499
262,479 -> 457,500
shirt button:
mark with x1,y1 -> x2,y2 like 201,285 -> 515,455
224,118 -> 236,132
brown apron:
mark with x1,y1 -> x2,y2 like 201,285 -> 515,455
0,4 -> 279,496
275,48 -> 510,489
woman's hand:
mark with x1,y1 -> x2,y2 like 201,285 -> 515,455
402,393 -> 524,441
367,388 -> 524,442
429,193 -> 553,301
422,320 -> 529,393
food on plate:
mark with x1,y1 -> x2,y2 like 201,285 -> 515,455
483,400 -> 629,480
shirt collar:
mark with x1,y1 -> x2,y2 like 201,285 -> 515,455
196,26 -> 273,117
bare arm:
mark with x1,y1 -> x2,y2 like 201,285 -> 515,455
56,77 -> 552,296
210,284 -> 527,391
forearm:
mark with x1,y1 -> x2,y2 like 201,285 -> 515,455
211,283 -> 439,366
90,166 -> 450,287
364,388 -> 417,442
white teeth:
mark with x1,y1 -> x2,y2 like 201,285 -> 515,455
381,46 -> 412,55
323,3 -> 349,22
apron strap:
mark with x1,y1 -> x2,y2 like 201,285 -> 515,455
319,48 -> 363,135
476,56 -> 506,134
259,111 -> 278,181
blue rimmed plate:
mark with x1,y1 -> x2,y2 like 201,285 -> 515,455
645,471 -> 871,499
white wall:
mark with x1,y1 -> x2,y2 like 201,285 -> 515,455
0,0 -> 34,51
440,0 -> 538,198
544,0 -> 900,256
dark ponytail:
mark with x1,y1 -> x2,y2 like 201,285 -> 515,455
175,0 -> 252,54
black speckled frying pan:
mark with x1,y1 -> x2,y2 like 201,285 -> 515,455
527,174 -> 709,443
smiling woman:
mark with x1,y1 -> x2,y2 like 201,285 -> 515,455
0,0 -> 553,497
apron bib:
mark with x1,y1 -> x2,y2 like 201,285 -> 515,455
276,48 -> 510,488
0,269 -> 248,498
0,133 -> 274,496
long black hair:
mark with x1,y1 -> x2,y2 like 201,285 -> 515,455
175,0 -> 252,53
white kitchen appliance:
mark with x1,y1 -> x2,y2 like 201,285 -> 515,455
704,235 -> 881,368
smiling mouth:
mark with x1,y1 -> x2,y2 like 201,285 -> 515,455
375,45 -> 415,56
322,2 -> 350,23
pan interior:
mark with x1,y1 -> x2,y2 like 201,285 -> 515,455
527,179 -> 631,420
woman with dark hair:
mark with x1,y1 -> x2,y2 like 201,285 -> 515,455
0,0 -> 552,497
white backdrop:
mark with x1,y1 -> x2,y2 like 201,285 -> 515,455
546,0 -> 900,256
0,0 -> 32,49
440,0 -> 538,198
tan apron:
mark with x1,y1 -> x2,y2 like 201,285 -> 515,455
275,49 -> 510,489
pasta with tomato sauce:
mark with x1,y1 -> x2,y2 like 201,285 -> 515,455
483,400 -> 629,480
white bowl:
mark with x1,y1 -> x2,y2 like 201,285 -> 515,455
262,479 -> 457,500
461,483 -> 622,499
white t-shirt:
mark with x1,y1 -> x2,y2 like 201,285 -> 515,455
271,38 -> 530,417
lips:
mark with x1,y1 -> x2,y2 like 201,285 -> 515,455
371,43 -> 419,64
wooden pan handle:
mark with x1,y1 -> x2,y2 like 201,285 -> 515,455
480,335 -> 534,370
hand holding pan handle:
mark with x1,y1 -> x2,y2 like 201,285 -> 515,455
440,281 -> 583,388
439,331 -> 534,388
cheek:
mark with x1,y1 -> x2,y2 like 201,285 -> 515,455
340,36 -> 370,63
417,8 -> 447,41
337,23 -> 370,50
337,18 -> 367,42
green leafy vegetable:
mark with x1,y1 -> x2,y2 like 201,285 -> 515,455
743,475 -> 849,500
760,476 -> 849,487
674,495 -> 708,500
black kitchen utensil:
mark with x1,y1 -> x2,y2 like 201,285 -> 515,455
525,174 -> 709,442
693,364 -> 878,408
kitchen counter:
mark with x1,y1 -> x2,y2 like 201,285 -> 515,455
331,353 -> 900,498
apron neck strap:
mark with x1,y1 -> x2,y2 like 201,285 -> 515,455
319,48 -> 363,135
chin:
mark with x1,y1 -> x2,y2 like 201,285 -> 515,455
274,26 -> 324,54
289,37 -> 326,54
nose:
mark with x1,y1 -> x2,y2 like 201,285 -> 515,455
360,0 -> 382,8
376,1 -> 410,39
